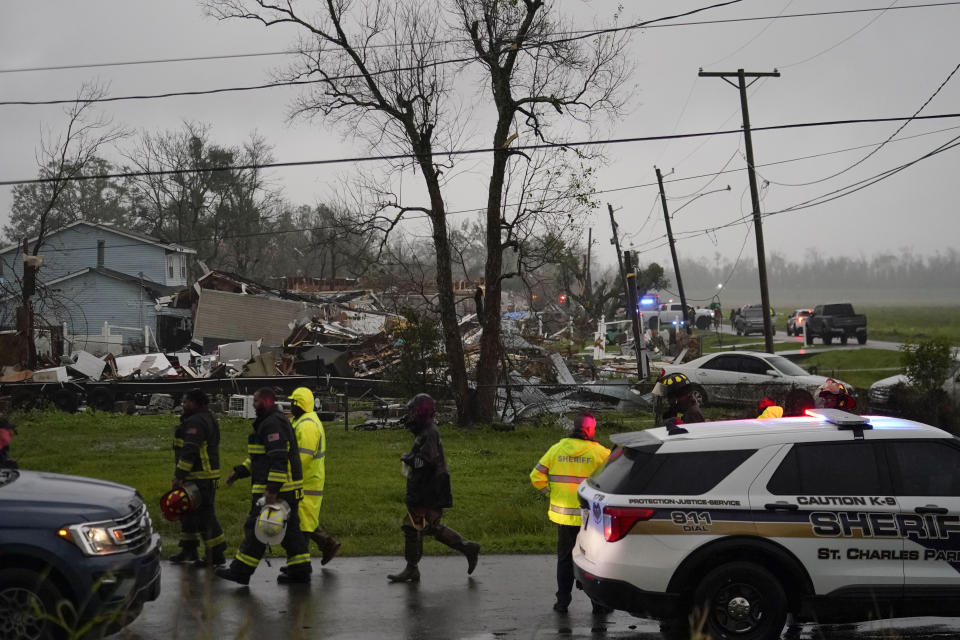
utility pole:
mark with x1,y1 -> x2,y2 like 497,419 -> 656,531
655,167 -> 691,335
584,227 -> 593,302
623,250 -> 648,381
607,203 -> 629,304
699,67 -> 780,354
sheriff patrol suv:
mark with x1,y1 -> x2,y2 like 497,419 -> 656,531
574,410 -> 960,639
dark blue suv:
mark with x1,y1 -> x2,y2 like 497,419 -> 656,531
0,468 -> 161,639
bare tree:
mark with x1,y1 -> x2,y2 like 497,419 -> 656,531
204,0 -> 475,421
455,0 -> 631,421
7,83 -> 126,367
204,0 -> 632,423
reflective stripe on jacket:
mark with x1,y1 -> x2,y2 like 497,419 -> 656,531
530,437 -> 610,526
173,410 -> 221,481
293,411 -> 326,500
232,406 -> 303,495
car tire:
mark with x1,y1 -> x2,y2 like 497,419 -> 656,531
689,384 -> 708,408
857,333 -> 867,345
696,316 -> 711,330
840,336 -> 848,345
86,386 -> 115,412
691,561 -> 788,640
50,389 -> 80,413
823,335 -> 832,345
0,568 -> 68,640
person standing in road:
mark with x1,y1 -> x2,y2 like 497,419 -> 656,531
530,414 -> 611,614
286,387 -> 340,566
217,387 -> 312,586
169,389 -> 226,567
387,393 -> 480,583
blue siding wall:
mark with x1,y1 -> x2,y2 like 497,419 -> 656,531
0,223 -> 188,289
36,270 -> 159,351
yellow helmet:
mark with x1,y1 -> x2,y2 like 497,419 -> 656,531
289,387 -> 315,413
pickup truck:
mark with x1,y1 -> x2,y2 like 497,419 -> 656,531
642,302 -> 691,332
804,303 -> 867,345
0,468 -> 161,639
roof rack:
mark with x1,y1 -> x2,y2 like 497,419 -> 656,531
805,408 -> 872,430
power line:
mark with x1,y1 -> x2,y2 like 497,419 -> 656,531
763,59 -> 960,187
778,0 -> 898,69
5,112 -> 960,187
0,1 -> 745,106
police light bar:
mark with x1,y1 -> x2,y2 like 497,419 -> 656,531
805,408 -> 872,429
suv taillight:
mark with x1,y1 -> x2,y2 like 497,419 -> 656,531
602,506 -> 655,542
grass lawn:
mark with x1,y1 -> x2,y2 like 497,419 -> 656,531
854,306 -> 960,344
9,410 -> 655,559
787,349 -> 904,389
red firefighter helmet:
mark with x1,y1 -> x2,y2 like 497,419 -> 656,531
160,483 -> 201,521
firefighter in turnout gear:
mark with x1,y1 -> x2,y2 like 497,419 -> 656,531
285,387 -> 340,568
387,394 -> 481,583
217,387 -> 312,585
530,414 -> 611,614
169,389 -> 226,567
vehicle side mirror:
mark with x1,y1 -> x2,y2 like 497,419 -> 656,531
766,369 -> 782,378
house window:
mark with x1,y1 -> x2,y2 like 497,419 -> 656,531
180,255 -> 186,279
167,255 -> 175,279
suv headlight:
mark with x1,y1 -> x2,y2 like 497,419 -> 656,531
59,520 -> 128,556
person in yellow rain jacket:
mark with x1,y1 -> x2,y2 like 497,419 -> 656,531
286,387 -> 340,568
530,414 -> 610,614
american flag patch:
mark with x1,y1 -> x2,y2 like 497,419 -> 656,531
187,428 -> 197,434
268,432 -> 280,442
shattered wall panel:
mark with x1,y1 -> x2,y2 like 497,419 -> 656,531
192,289 -> 307,347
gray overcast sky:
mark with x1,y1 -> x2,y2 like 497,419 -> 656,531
1,0 -> 958,293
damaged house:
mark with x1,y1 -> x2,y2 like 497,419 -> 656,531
0,221 -> 195,355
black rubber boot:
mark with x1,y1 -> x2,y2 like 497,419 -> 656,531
388,531 -> 421,583
193,547 -> 227,569
277,570 -> 311,584
387,564 -> 421,583
215,565 -> 251,586
435,525 -> 480,575
169,543 -> 199,564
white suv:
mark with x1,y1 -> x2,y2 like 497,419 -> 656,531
574,410 -> 960,639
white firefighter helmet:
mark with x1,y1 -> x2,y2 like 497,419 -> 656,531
254,498 -> 291,545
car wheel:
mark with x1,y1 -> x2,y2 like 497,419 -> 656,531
690,384 -> 708,408
0,568 -> 67,640
696,316 -> 711,330
840,336 -> 848,345
857,333 -> 867,345
823,335 -> 832,345
692,561 -> 788,640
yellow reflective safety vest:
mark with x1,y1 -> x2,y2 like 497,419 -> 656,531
530,437 -> 610,526
293,411 -> 326,504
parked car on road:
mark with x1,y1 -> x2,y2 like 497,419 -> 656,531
733,306 -> 775,337
804,303 -> 867,345
0,468 -> 161,639
575,411 -> 960,640
785,308 -> 813,336
657,350 -> 851,407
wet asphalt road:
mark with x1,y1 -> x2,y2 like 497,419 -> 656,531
120,555 -> 960,640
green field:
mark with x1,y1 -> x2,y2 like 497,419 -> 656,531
788,349 -> 904,390
9,411 -> 655,559
854,306 -> 960,344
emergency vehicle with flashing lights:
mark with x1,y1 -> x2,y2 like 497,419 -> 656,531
574,409 -> 960,640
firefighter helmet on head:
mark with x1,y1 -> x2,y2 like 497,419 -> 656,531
160,483 -> 201,521
254,499 -> 291,545
653,372 -> 693,398
816,378 -> 856,410
406,393 -> 436,423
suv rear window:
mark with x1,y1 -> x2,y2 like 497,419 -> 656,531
767,442 -> 886,495
591,447 -> 755,495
